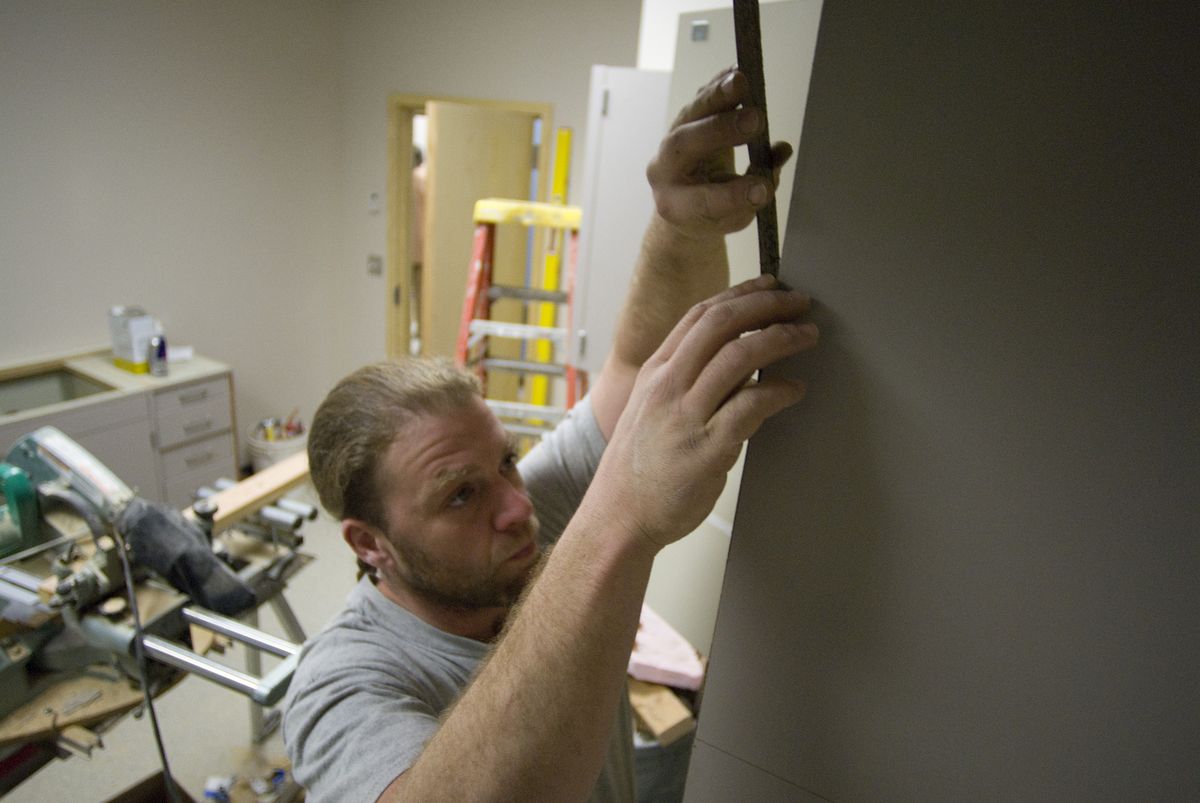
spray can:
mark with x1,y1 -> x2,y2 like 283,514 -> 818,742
148,335 -> 168,377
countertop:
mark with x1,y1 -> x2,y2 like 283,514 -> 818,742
0,347 -> 230,428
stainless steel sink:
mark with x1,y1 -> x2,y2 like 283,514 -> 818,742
0,368 -> 114,416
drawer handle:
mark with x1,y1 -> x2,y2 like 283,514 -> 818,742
184,451 -> 215,469
183,418 -> 213,435
179,389 -> 210,404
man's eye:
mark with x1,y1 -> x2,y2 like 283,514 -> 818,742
448,485 -> 474,507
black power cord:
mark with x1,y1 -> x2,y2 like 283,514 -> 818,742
42,486 -> 183,802
110,524 -> 182,803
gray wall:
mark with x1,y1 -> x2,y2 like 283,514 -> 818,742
687,2 -> 1199,801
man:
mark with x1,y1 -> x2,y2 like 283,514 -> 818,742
283,68 -> 819,801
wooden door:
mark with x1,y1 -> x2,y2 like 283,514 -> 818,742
422,103 -> 537,368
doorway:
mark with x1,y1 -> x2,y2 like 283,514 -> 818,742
386,95 -> 553,363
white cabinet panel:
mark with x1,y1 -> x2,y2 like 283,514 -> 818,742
0,392 -> 157,497
574,65 -> 671,374
153,375 -> 230,420
71,415 -> 158,499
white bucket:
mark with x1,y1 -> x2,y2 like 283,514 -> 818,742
248,432 -> 307,473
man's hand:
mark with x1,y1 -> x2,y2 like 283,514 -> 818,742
647,67 -> 793,240
591,275 -> 817,554
593,69 -> 796,437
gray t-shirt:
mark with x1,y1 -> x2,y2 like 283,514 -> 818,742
283,397 -> 635,802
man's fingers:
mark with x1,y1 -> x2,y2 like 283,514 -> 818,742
667,286 -> 812,387
771,141 -> 794,186
708,375 -> 807,446
652,107 -> 763,180
689,320 -> 818,418
670,68 -> 750,130
653,177 -> 774,235
650,275 -> 779,365
647,69 -> 798,238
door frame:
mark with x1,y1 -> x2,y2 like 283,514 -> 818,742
386,94 -> 554,359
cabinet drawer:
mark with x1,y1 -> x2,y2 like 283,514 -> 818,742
155,376 -> 229,417
155,379 -> 232,450
160,433 -> 238,510
160,431 -> 236,480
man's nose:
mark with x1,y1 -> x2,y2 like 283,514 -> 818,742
494,481 -> 533,533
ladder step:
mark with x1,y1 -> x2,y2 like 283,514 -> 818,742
486,399 -> 566,423
488,285 -> 569,304
473,198 -> 582,230
481,358 -> 566,377
468,320 -> 566,342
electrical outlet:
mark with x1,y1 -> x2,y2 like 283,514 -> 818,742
367,255 -> 383,276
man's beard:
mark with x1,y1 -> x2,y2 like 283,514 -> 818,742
387,516 -> 542,611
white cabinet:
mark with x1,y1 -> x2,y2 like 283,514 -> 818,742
0,353 -> 239,511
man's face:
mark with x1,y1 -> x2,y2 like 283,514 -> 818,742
371,396 -> 540,611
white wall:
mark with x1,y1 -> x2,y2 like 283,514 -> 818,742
637,0 -> 794,71
0,0 -> 800,657
0,0 -> 343,454
639,0 -> 714,70
330,0 -> 641,367
0,0 -> 640,462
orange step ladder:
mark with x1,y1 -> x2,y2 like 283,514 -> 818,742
454,198 -> 586,438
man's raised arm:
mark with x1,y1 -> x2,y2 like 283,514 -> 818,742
379,68 -> 812,803
386,276 -> 817,801
590,68 -> 794,438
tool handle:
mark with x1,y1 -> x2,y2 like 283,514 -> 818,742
733,0 -> 780,276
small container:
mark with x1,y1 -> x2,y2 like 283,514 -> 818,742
147,335 -> 168,377
109,305 -> 158,372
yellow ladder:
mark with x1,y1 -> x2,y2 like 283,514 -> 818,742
454,198 -> 585,438
454,128 -> 583,439
528,127 -> 574,409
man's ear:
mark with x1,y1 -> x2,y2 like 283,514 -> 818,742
342,519 -> 391,572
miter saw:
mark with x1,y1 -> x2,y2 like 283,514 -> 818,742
0,427 -> 308,735
1,426 -> 256,613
